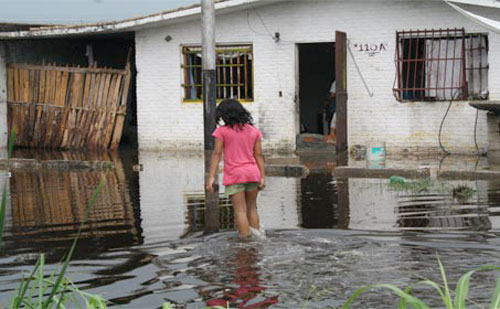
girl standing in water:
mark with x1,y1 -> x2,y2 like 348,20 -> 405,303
206,99 -> 266,238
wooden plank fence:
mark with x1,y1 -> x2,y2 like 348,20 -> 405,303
7,62 -> 131,150
9,152 -> 139,244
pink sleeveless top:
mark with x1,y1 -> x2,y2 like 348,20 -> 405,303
212,124 -> 262,186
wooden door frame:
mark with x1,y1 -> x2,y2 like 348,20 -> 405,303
335,31 -> 348,154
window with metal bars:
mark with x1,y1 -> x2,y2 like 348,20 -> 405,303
182,44 -> 253,102
185,194 -> 234,232
393,28 -> 488,102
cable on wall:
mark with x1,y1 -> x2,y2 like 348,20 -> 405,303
347,38 -> 374,97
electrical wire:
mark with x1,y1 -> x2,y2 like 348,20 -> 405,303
347,38 -> 374,97
246,1 -> 274,39
250,2 -> 273,38
473,108 -> 481,156
438,100 -> 453,155
439,153 -> 450,170
246,9 -> 271,38
245,0 -> 295,44
246,6 -> 272,38
438,88 -> 461,155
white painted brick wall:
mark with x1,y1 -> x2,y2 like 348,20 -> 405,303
135,0 -> 499,154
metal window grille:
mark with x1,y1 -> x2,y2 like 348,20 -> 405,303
185,194 -> 234,232
182,45 -> 253,101
466,33 -> 489,100
393,28 -> 489,102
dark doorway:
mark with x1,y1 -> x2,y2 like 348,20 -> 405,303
298,43 -> 335,134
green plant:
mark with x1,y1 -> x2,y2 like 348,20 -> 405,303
452,185 -> 475,202
344,254 -> 500,309
9,176 -> 108,308
10,253 -> 108,309
0,128 -> 111,308
389,178 -> 433,193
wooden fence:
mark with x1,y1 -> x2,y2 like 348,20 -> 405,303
7,63 -> 131,150
9,152 -> 139,246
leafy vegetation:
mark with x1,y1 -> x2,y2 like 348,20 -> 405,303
389,177 -> 434,193
344,254 -> 500,309
9,177 -> 107,308
452,185 -> 476,202
0,129 -> 110,308
388,176 -> 476,203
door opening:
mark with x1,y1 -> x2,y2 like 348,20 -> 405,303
298,42 -> 335,135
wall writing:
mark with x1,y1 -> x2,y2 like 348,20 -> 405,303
352,43 -> 389,57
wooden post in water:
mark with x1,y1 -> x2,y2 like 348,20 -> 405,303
202,0 -> 220,234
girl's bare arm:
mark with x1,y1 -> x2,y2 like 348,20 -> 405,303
254,140 -> 266,189
206,138 -> 223,192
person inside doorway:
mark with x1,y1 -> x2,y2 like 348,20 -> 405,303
324,80 -> 336,144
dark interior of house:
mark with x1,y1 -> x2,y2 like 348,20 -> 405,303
298,42 -> 335,135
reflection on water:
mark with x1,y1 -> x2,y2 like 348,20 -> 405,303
138,151 -> 300,243
346,177 -> 500,232
185,194 -> 234,235
151,230 -> 500,308
3,150 -> 141,259
3,151 -> 500,307
205,246 -> 279,308
300,173 -> 337,228
396,187 -> 492,232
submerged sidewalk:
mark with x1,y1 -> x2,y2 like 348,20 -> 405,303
335,152 -> 500,180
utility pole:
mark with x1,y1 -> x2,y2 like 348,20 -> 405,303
202,0 -> 219,234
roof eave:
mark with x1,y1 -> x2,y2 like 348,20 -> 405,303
447,0 -> 500,9
0,0 -> 271,40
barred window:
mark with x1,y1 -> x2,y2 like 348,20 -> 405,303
182,45 -> 253,101
393,28 -> 488,102
185,194 -> 234,233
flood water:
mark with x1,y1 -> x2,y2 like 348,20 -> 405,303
1,149 -> 500,308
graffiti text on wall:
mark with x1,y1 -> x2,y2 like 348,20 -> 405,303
352,43 -> 389,57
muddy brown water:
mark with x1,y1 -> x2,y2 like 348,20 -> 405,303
1,150 -> 500,308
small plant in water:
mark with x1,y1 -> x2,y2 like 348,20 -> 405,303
9,177 -> 107,308
344,254 -> 500,309
2,129 -> 110,308
452,185 -> 475,202
389,176 -> 433,193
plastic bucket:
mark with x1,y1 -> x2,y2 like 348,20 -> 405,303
366,142 -> 386,168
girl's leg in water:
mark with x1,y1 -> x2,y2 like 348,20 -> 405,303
245,189 -> 260,229
230,192 -> 250,237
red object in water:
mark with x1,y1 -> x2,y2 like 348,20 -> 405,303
206,248 -> 279,308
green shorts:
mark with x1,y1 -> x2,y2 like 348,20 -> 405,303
225,182 -> 259,196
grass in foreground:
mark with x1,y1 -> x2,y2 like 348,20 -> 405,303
344,254 -> 500,309
0,128 -> 109,308
9,177 -> 107,308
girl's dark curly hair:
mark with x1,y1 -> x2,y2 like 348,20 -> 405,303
215,99 -> 254,129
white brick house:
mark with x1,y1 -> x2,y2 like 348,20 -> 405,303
0,0 -> 499,154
